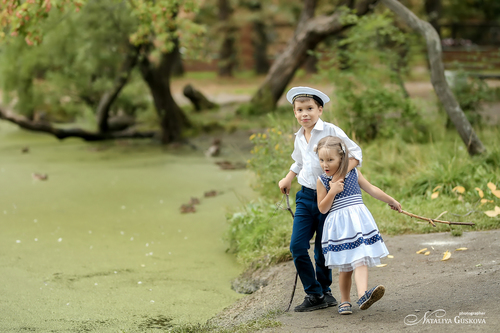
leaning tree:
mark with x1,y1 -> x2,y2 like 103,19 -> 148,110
249,0 -> 379,112
381,0 -> 485,155
0,0 -> 205,144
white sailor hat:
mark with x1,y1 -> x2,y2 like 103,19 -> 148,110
286,86 -> 330,107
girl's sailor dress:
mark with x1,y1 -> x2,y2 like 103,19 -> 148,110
320,169 -> 389,272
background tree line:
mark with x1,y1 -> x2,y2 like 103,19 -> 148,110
0,0 -> 498,154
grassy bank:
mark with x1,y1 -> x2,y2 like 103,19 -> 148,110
225,102 -> 500,268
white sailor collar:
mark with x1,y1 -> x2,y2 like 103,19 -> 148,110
294,118 -> 325,136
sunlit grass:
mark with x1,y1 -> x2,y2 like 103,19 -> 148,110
228,114 -> 500,266
167,309 -> 283,333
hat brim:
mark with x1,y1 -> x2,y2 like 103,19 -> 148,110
286,86 -> 330,105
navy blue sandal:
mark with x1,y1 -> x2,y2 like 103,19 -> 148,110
338,301 -> 353,315
357,285 -> 385,310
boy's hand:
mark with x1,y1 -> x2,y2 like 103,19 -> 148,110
388,200 -> 402,212
329,179 -> 344,195
279,178 -> 292,195
331,174 -> 344,183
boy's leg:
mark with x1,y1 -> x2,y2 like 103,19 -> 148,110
289,189 -> 323,296
313,212 -> 333,294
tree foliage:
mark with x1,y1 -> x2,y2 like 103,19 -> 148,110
1,1 -> 137,120
318,11 -> 429,143
0,0 -> 206,143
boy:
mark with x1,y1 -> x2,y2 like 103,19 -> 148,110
278,86 -> 362,312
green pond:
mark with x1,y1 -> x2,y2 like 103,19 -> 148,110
0,122 -> 256,331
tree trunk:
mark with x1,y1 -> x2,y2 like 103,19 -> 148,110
218,0 -> 237,77
243,0 -> 269,74
16,77 -> 35,119
138,42 -> 190,144
424,0 -> 441,36
304,54 -> 318,73
183,84 -> 217,111
171,46 -> 185,77
96,44 -> 140,133
252,19 -> 269,74
250,0 -> 377,112
381,0 -> 486,156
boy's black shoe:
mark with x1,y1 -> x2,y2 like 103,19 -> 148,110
324,291 -> 338,307
294,294 -> 328,312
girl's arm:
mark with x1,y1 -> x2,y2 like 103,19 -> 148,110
317,178 -> 344,214
357,171 -> 402,212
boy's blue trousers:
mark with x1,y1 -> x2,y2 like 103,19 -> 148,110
290,186 -> 332,296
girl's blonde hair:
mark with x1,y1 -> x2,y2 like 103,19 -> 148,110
314,136 -> 349,180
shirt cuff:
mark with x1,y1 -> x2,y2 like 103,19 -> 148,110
290,163 -> 301,175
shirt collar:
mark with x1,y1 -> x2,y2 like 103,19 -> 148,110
294,118 -> 325,136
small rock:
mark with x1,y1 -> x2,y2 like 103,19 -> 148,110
32,173 -> 48,181
180,204 -> 196,213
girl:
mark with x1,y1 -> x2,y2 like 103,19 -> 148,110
314,136 -> 401,315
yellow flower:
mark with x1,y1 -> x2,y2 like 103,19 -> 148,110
275,144 -> 280,150
262,134 -> 267,139
249,134 -> 256,141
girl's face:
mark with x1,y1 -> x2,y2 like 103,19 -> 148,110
318,147 -> 341,177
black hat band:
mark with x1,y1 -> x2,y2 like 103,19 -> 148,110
292,94 -> 324,107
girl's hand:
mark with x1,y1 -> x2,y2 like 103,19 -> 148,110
329,179 -> 344,195
388,200 -> 402,212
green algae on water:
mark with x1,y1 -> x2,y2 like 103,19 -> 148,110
0,122 -> 255,331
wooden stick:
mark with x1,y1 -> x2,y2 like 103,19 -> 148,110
400,210 -> 475,226
286,194 -> 295,219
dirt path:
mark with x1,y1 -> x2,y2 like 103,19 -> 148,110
212,230 -> 500,332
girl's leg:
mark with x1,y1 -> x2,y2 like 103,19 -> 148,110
353,265 -> 368,298
338,271 -> 353,307
354,264 -> 385,310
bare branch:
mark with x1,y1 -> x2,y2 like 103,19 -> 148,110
401,210 -> 475,226
96,44 -> 141,133
0,106 -> 156,141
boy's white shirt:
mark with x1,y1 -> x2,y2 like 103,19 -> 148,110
290,118 -> 363,190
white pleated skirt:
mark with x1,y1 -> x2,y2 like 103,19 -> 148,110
321,204 -> 389,272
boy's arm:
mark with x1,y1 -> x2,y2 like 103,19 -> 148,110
279,136 -> 302,195
348,158 -> 359,172
333,127 -> 362,168
279,171 -> 297,195
357,171 -> 401,212
331,157 -> 358,182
